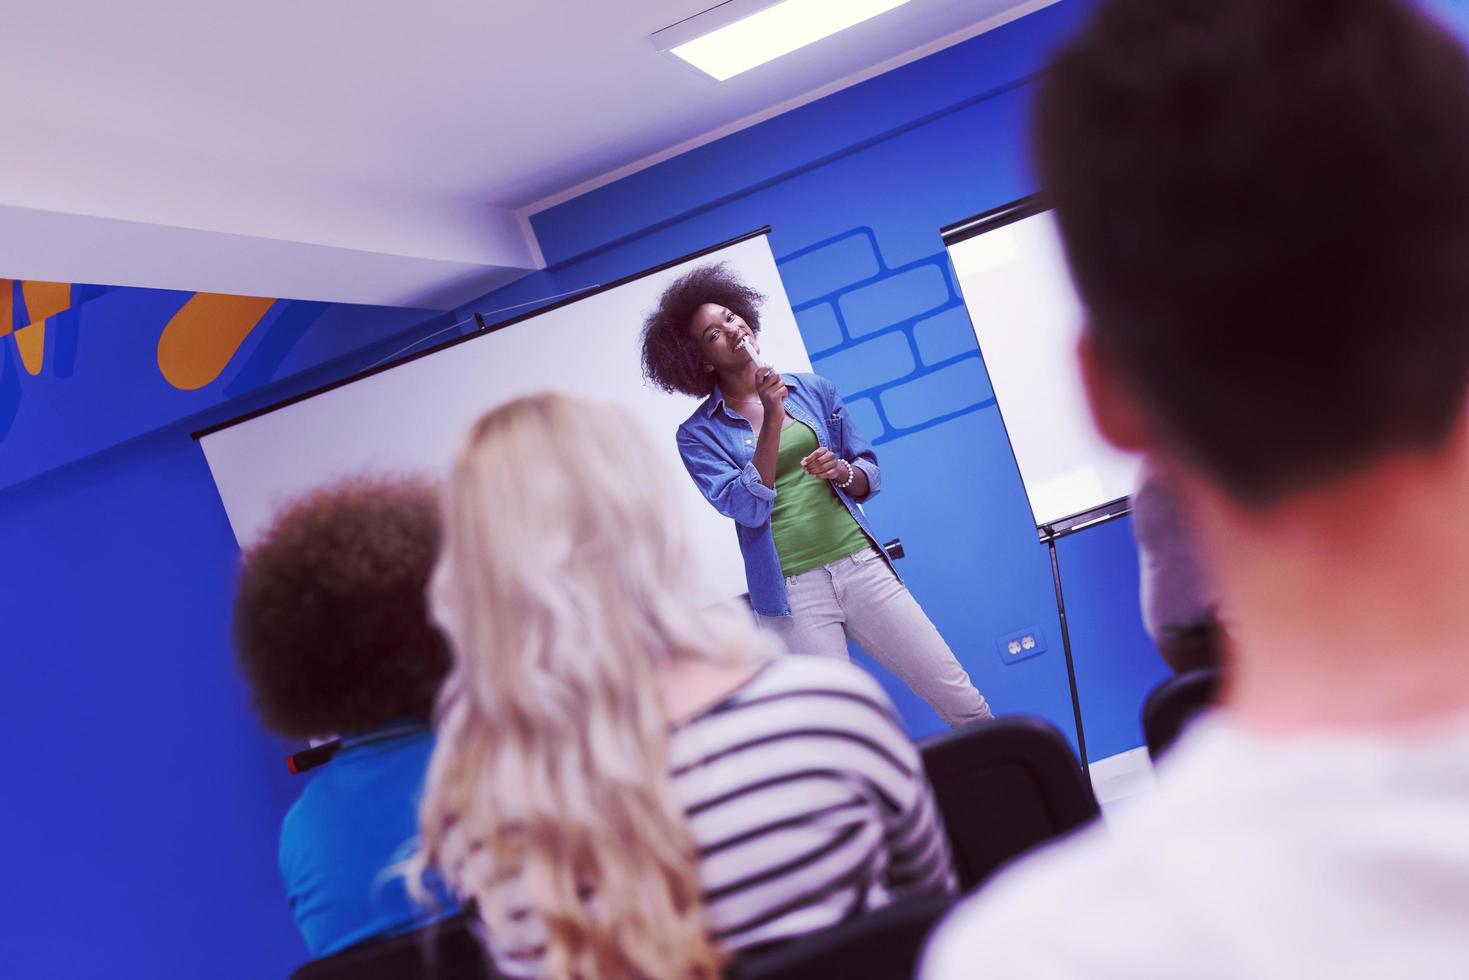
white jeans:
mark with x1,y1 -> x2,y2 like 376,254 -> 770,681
756,548 -> 992,727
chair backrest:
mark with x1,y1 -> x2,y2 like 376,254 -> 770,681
1142,668 -> 1220,762
290,911 -> 498,980
724,895 -> 954,980
918,716 -> 1099,892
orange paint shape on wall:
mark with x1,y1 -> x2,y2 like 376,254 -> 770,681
20,280 -> 72,329
157,292 -> 276,390
14,322 -> 46,375
0,278 -> 12,338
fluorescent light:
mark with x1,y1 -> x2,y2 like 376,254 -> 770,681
667,0 -> 914,81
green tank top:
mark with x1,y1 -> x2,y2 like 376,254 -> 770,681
768,418 -> 872,577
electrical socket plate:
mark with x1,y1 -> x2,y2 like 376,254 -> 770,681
996,626 -> 1047,665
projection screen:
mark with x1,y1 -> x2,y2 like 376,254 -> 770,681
196,231 -> 812,606
944,199 -> 1140,535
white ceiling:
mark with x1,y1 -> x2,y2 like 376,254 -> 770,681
0,0 -> 1048,309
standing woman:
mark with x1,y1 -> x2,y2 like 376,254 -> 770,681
641,263 -> 991,727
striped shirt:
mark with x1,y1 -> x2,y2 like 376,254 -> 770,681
482,656 -> 956,976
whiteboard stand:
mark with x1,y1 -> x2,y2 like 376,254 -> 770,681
1037,496 -> 1133,543
1038,498 -> 1133,778
945,198 -> 1145,776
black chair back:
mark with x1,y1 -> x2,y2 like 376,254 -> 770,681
1142,668 -> 1220,761
725,895 -> 954,980
290,911 -> 498,980
918,716 -> 1099,892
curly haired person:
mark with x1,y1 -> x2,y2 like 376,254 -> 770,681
641,263 -> 990,727
234,476 -> 458,958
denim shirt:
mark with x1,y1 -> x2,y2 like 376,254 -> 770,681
676,372 -> 899,616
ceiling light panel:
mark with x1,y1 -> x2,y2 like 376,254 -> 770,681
657,0 -> 914,81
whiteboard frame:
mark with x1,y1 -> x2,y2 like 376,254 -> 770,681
193,227 -> 773,442
941,198 -> 1133,542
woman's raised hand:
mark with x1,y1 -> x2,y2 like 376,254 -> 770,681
756,367 -> 788,412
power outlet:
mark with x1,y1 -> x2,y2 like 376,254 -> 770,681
996,626 -> 1047,665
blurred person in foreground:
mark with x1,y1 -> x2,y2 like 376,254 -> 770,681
234,476 -> 458,958
925,1 -> 1469,977
413,393 -> 954,979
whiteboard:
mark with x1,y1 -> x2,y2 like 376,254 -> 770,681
947,204 -> 1140,530
198,233 -> 812,606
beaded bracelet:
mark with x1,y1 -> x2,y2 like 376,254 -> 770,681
837,459 -> 857,489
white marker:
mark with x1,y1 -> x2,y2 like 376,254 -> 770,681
736,336 -> 770,372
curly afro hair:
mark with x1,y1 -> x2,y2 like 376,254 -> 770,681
233,475 -> 449,740
641,262 -> 766,398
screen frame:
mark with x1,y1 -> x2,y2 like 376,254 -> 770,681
192,226 -> 773,441
941,198 -> 1132,542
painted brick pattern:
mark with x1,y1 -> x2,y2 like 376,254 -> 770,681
844,395 -> 883,441
881,358 -> 994,429
815,332 -> 914,395
778,230 -> 882,306
793,302 -> 844,352
776,227 -> 994,445
912,305 -> 980,365
839,264 -> 950,338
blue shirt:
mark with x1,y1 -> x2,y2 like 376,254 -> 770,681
279,727 -> 457,957
676,372 -> 897,616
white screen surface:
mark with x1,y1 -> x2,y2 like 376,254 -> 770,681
948,209 -> 1140,528
198,234 -> 811,606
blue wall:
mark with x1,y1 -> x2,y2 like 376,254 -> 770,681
454,0 -> 1169,757
1,426 -> 300,978
0,318 -> 461,978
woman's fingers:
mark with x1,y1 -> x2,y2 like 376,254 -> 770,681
802,448 -> 845,479
758,370 -> 788,408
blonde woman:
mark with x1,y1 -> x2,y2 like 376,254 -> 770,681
414,393 -> 955,979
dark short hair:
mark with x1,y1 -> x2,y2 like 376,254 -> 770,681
233,476 -> 449,740
1034,0 -> 1469,505
641,262 -> 766,397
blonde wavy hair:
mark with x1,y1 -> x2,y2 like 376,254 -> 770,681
413,392 -> 773,979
